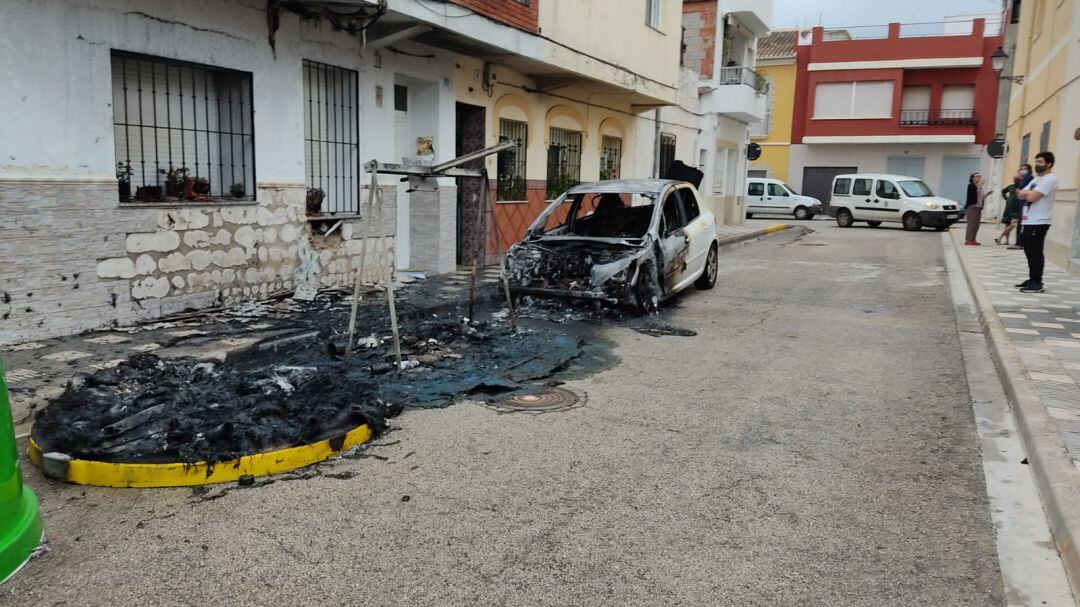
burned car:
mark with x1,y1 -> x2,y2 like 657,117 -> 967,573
505,180 -> 719,311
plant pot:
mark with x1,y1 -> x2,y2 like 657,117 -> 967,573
165,182 -> 184,198
193,180 -> 211,196
118,180 -> 131,201
136,186 -> 163,202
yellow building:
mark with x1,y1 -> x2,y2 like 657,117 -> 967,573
749,30 -> 798,183
1005,0 -> 1080,274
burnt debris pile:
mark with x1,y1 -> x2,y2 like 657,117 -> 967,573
32,293 -> 615,465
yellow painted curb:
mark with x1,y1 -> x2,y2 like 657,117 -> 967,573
26,424 -> 372,488
763,224 -> 790,234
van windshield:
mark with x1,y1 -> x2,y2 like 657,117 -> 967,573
899,180 -> 934,197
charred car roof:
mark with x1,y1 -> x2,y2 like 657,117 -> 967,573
562,179 -> 685,196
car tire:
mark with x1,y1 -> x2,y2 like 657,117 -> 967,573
867,221 -> 882,228
902,212 -> 923,231
632,262 -> 661,314
793,206 -> 811,221
746,212 -> 754,219
695,243 -> 718,290
934,226 -> 948,232
836,209 -> 854,228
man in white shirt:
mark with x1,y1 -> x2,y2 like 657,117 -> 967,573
1015,152 -> 1058,293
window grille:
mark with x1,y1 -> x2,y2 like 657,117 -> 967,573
111,51 -> 254,202
303,60 -> 360,215
547,128 -> 582,198
600,136 -> 623,181
659,133 -> 676,178
497,119 -> 528,201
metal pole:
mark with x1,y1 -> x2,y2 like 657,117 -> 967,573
483,169 -> 517,330
345,170 -> 379,359
386,266 -> 404,372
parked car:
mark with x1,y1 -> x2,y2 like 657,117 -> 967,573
828,173 -> 961,231
505,180 -> 719,312
745,178 -> 822,220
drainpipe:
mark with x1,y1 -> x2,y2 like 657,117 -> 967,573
653,109 -> 662,178
988,14 -> 1019,220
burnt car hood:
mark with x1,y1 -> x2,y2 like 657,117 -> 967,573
504,237 -> 654,304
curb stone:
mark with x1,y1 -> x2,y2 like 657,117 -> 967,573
946,230 -> 1080,599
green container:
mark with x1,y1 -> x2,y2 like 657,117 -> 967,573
0,361 -> 42,584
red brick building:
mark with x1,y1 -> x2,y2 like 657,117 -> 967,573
787,18 -> 1004,206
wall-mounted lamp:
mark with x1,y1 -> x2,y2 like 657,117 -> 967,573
990,46 -> 1024,84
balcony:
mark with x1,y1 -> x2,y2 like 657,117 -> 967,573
899,109 -> 978,126
701,67 -> 767,123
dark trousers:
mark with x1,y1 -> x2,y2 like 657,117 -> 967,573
1022,224 -> 1051,284
964,207 -> 982,242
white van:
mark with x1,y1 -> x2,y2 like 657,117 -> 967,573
828,173 -> 961,231
745,178 -> 822,220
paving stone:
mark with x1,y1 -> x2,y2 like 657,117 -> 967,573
40,350 -> 92,362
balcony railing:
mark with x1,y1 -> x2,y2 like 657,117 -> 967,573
718,66 -> 768,96
899,108 -> 978,126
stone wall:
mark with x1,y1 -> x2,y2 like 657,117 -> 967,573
0,182 -> 397,346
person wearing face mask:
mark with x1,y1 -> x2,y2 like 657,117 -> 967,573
963,172 -> 986,245
1015,152 -> 1058,293
1007,164 -> 1034,250
995,171 -> 1022,245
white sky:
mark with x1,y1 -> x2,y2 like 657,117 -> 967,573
772,0 -> 1006,29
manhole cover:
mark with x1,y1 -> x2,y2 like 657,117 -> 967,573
492,387 -> 580,412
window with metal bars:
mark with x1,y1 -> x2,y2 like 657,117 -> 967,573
659,133 -> 676,178
111,51 -> 254,202
497,119 -> 528,201
303,60 -> 360,216
547,128 -> 582,199
599,136 -> 623,181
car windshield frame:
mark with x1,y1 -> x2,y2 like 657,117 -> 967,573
899,179 -> 934,198
527,190 -> 660,240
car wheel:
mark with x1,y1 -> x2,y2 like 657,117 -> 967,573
867,221 -> 882,228
793,206 -> 811,220
934,226 -> 948,232
836,209 -> 854,228
695,244 -> 718,290
632,262 -> 661,314
746,212 -> 754,219
902,212 -> 923,231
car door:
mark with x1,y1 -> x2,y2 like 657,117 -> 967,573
656,187 -> 691,294
746,180 -> 766,213
674,185 -> 710,281
767,182 -> 792,213
874,179 -> 903,220
850,177 -> 876,219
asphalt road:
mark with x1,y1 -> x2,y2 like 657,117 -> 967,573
5,221 -> 1006,606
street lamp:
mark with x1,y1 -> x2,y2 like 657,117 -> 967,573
991,46 -> 1025,84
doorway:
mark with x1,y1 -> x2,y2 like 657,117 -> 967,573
456,103 -> 487,266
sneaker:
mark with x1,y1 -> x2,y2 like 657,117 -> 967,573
1007,245 -> 1023,250
1019,283 -> 1045,293
1015,280 -> 1032,288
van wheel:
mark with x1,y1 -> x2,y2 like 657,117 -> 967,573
695,243 -> 718,290
867,221 -> 882,228
902,212 -> 923,231
836,209 -> 854,228
793,206 -> 811,220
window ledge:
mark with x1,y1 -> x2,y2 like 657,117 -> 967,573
307,213 -> 363,222
496,199 -> 530,205
120,199 -> 258,209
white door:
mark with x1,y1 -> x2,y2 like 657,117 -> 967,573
850,178 -> 875,219
746,180 -> 766,212
874,179 -> 904,220
766,182 -> 792,213
675,186 -> 710,281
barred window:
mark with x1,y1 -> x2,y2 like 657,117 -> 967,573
112,51 -> 254,202
303,60 -> 360,216
547,128 -> 582,199
497,119 -> 528,201
659,133 -> 676,178
600,136 -> 623,181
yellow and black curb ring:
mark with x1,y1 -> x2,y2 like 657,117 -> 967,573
26,424 -> 372,488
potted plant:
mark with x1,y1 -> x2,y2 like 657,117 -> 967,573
306,187 -> 325,216
192,177 -> 211,196
160,166 -> 190,199
135,185 -> 163,202
229,182 -> 246,199
116,162 -> 133,202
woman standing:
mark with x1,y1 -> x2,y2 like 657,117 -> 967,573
996,172 -> 1023,245
964,172 -> 985,245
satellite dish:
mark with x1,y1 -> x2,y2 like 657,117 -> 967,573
746,143 -> 762,161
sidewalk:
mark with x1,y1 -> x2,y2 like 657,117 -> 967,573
951,230 -> 1080,597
